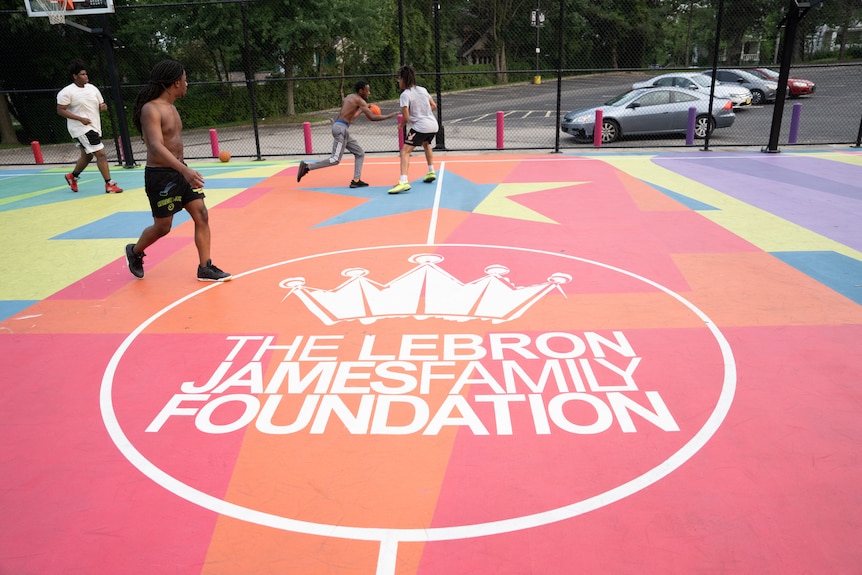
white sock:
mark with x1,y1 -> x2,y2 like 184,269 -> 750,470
399,175 -> 408,183
428,166 -> 434,172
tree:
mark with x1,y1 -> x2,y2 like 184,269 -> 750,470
0,91 -> 17,145
466,0 -> 532,82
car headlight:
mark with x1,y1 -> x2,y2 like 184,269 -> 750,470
568,113 -> 594,123
766,82 -> 778,89
791,81 -> 806,87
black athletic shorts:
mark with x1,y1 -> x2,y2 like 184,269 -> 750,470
144,166 -> 205,219
75,130 -> 104,153
404,129 -> 436,147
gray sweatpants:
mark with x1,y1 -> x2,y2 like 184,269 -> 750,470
307,120 -> 364,180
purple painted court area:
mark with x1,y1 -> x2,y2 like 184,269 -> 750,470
654,154 -> 862,251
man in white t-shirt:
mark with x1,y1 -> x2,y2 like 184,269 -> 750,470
56,60 -> 123,193
388,65 -> 439,194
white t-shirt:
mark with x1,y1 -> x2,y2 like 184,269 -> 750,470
399,86 -> 438,134
57,83 -> 104,138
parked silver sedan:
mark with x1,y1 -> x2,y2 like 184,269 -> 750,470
561,87 -> 735,144
632,72 -> 752,108
702,69 -> 778,105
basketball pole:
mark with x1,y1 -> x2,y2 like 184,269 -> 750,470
433,0 -> 446,151
54,11 -> 136,168
98,14 -> 136,168
763,0 -> 821,154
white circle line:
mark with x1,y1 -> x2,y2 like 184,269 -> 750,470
101,243 -> 736,544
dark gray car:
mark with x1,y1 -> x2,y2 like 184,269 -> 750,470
701,69 -> 778,105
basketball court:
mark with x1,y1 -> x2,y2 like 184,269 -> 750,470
1,148 -> 861,574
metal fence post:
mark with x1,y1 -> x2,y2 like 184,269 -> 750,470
854,113 -> 862,148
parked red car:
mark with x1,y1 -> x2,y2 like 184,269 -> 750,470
745,67 -> 816,97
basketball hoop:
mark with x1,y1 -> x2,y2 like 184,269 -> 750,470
34,0 -> 66,24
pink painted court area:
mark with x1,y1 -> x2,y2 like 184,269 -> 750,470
1,149 -> 861,574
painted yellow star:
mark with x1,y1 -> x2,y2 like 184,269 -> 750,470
474,182 -> 588,223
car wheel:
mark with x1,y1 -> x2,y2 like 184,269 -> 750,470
601,119 -> 620,143
750,89 -> 765,105
694,115 -> 714,138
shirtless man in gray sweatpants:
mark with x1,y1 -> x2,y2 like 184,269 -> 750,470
296,80 -> 397,188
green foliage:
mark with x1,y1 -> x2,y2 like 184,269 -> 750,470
0,0 -> 858,144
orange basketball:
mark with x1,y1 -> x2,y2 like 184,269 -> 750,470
218,150 -> 231,163
369,104 -> 381,115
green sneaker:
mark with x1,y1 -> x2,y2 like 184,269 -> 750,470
423,171 -> 436,183
388,182 -> 411,194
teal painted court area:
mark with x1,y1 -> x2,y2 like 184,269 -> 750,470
772,250 -> 862,304
1,148 -> 861,575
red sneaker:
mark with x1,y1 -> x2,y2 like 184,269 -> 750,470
64,173 -> 78,192
105,181 -> 124,194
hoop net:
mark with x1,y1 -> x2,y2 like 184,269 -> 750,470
35,0 -> 66,24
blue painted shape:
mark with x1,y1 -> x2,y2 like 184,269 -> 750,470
308,173 -> 497,228
771,250 -> 862,305
0,300 -> 39,322
52,211 -> 190,240
641,181 -> 718,210
0,168 -> 45,179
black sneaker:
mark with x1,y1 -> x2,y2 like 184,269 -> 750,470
197,260 -> 232,282
349,179 -> 369,188
125,244 -> 145,278
297,161 -> 309,182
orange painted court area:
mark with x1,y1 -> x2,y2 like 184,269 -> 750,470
1,150 -> 861,574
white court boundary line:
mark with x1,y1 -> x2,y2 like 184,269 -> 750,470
101,244 -> 736,575
426,161 -> 445,244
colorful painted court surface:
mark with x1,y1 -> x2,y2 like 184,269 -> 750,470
1,149 -> 861,574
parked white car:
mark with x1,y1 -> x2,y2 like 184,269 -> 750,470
632,72 -> 752,108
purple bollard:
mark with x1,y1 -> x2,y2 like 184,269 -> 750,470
686,107 -> 697,146
496,111 -> 504,149
789,103 -> 802,144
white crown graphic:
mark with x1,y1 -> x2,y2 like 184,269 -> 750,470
279,253 -> 571,325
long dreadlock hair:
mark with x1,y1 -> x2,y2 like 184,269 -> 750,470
132,60 -> 185,134
397,65 -> 417,89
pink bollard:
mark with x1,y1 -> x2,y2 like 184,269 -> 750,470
209,129 -> 219,157
31,141 -> 44,164
303,122 -> 312,154
593,110 -> 603,147
398,114 -> 404,150
496,111 -> 504,149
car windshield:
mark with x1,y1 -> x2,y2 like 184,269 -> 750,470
735,70 -> 762,82
760,68 -> 780,79
691,75 -> 713,88
604,90 -> 640,106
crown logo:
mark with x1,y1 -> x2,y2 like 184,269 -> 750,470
279,253 -> 571,325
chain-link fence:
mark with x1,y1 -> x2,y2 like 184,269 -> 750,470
1,0 -> 861,165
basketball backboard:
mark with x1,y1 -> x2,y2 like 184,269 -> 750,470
24,0 -> 114,17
